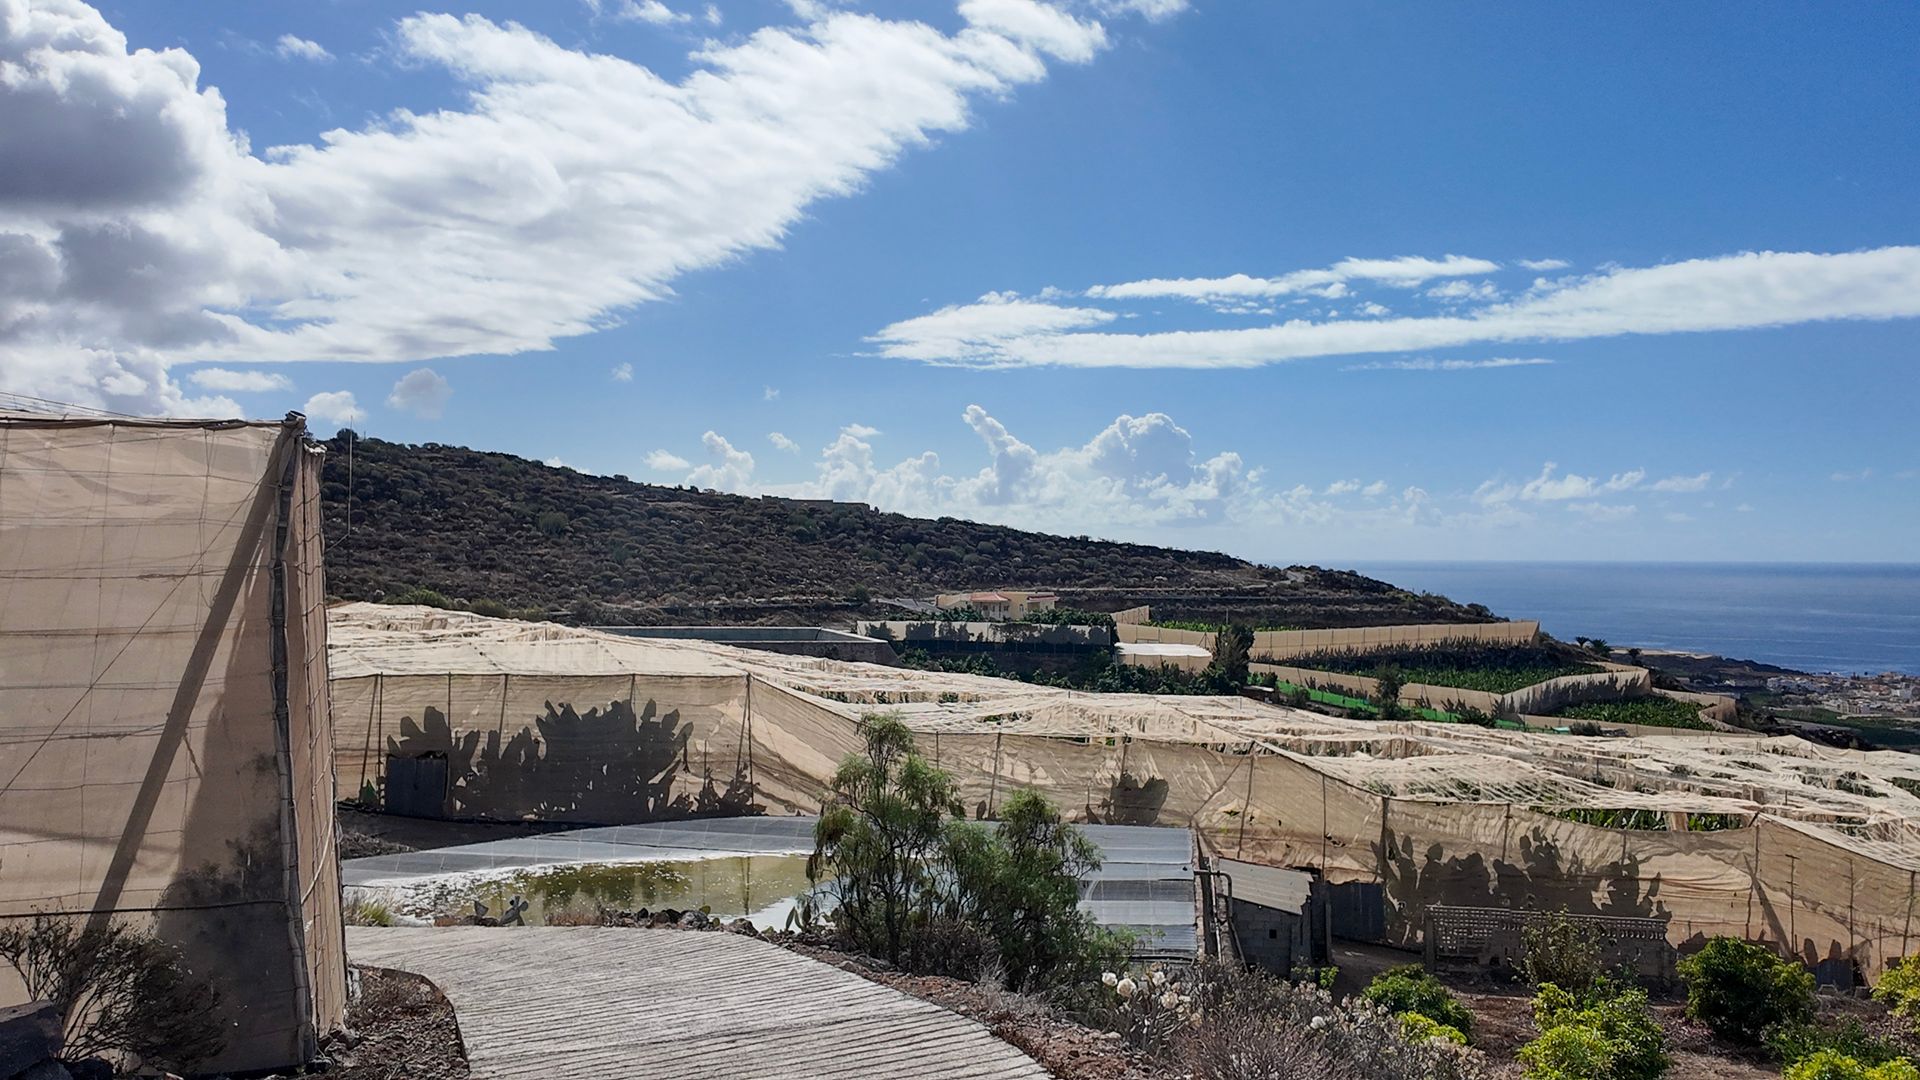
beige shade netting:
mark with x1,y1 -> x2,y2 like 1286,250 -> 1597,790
333,604 -> 1920,976
0,416 -> 344,1073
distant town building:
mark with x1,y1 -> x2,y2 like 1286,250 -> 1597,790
935,589 -> 1060,620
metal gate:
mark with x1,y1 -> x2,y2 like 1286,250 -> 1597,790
384,752 -> 449,818
1329,881 -> 1386,942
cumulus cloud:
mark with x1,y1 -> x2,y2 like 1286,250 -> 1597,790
768,431 -> 798,452
1518,258 -> 1570,271
0,0 -> 1152,411
273,34 -> 332,62
1346,356 -> 1553,372
386,368 -> 452,419
188,367 -> 293,392
643,449 -> 690,471
611,362 -> 634,382
874,247 -> 1920,369
687,430 -> 756,491
302,390 -> 363,426
1475,462 -> 1646,505
1649,471 -> 1712,493
610,0 -> 690,25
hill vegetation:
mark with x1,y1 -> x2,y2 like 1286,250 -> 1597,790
316,433 -> 1498,628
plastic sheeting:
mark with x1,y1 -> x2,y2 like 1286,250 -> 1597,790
328,606 -> 1920,978
0,416 -> 344,1073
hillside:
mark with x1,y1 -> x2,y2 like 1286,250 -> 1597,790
317,434 -> 1497,628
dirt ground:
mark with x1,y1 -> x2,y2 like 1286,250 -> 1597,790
317,966 -> 470,1080
1332,941 -> 1782,1079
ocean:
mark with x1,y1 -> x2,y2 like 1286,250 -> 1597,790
1348,562 -> 1920,676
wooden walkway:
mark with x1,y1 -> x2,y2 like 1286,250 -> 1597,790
346,927 -> 1053,1080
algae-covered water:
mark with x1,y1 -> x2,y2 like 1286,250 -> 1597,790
367,853 -> 824,928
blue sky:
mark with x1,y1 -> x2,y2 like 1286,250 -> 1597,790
5,1 -> 1917,563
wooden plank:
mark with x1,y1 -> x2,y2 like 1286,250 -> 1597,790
347,927 -> 1051,1080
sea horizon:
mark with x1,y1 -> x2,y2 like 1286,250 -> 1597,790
1347,560 -> 1920,677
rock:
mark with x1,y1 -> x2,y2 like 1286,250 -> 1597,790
15,1060 -> 73,1080
0,1001 -> 62,1078
678,910 -> 709,930
726,918 -> 759,937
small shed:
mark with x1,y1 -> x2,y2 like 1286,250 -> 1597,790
1217,859 -> 1328,976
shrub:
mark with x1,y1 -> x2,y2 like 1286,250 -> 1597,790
1521,1022 -> 1615,1080
1175,961 -> 1490,1080
1401,1012 -> 1468,1045
343,895 -> 396,927
0,913 -> 226,1071
1766,1018 -> 1909,1070
1522,909 -> 1604,995
1361,965 -> 1474,1039
1785,1051 -> 1920,1080
1678,937 -> 1816,1045
809,714 -> 1120,991
1873,953 -> 1920,1017
1529,982 -> 1668,1080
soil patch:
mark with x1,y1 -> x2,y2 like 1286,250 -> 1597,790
318,965 -> 470,1080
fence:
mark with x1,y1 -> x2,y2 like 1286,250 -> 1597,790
1424,905 -> 1676,983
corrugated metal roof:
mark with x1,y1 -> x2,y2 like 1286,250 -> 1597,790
1218,858 -> 1313,914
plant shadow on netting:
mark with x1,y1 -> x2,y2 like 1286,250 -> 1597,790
383,699 -> 763,822
1086,769 -> 1170,826
1377,825 -> 1670,931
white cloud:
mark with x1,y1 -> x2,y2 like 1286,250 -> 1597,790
643,449 -> 690,471
1831,468 -> 1873,483
302,390 -> 363,426
704,4 -> 723,26
274,34 -> 332,62
1346,357 -> 1554,372
188,367 -> 293,392
1568,502 -> 1637,521
0,0 -> 1145,409
1086,254 -> 1501,303
763,385 -> 780,401
612,1 -> 691,25
1649,471 -> 1712,493
1518,258 -> 1570,271
1476,462 -> 1646,505
386,368 -> 452,419
1425,279 -> 1499,302
843,423 -> 880,438
768,431 -> 798,452
611,362 -> 634,382
1093,0 -> 1189,20
544,456 -> 568,468
874,247 -> 1920,369
1324,479 -> 1362,496
1362,480 -> 1388,498
687,430 -> 756,491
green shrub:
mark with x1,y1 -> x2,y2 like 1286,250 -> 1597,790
1401,1011 -> 1468,1045
1520,1022 -> 1615,1080
1677,937 -> 1815,1045
1362,965 -> 1474,1039
1785,1050 -> 1920,1080
1522,910 -> 1604,994
1529,982 -> 1668,1080
809,714 -> 1123,991
1873,953 -> 1920,1017
1766,1018 -> 1909,1070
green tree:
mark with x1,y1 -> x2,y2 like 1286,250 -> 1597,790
1678,937 -> 1815,1046
810,714 -> 963,965
1209,623 -> 1253,686
1374,663 -> 1407,721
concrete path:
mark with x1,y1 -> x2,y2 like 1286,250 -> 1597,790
346,926 -> 1052,1080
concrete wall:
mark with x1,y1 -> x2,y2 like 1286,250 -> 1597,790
1111,605 -> 1153,626
596,626 -> 898,665
859,620 -> 1112,649
1116,623 -> 1216,650
1250,660 -> 1650,717
1252,621 -> 1539,661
